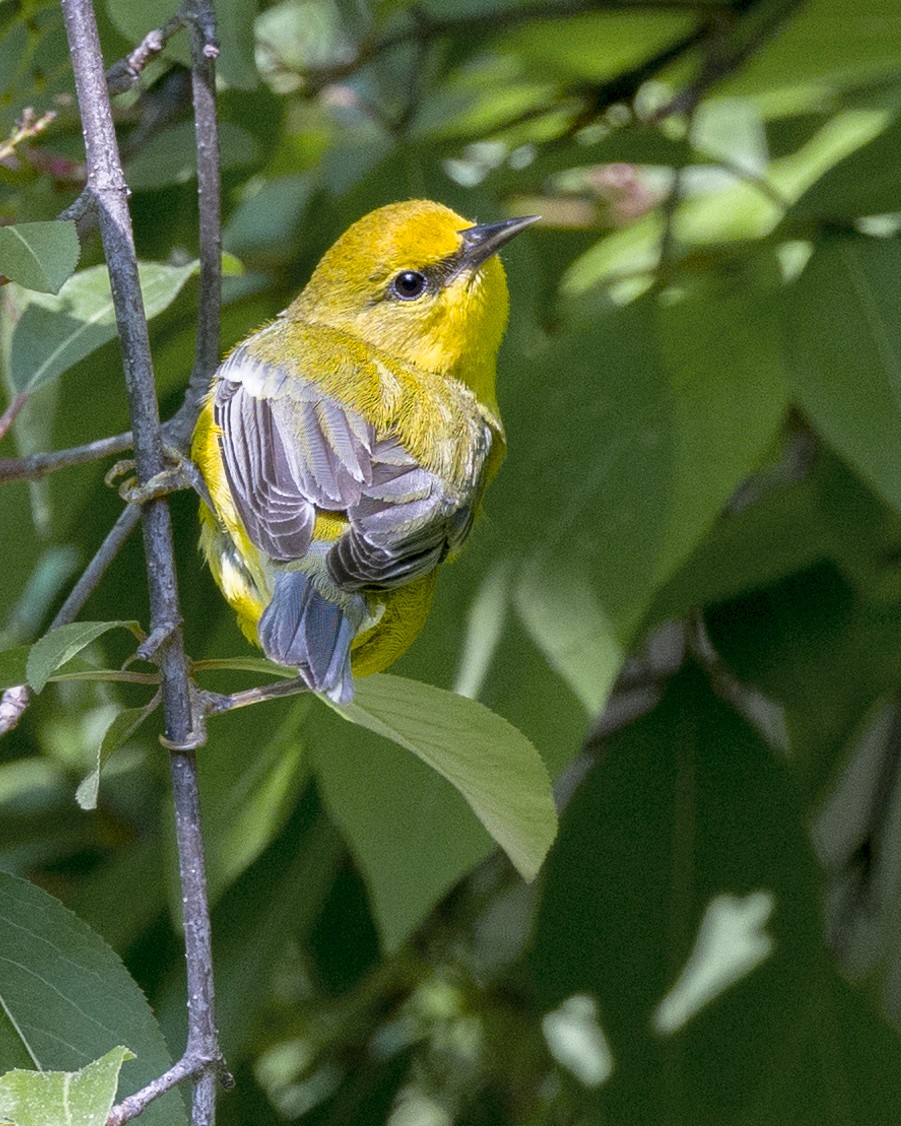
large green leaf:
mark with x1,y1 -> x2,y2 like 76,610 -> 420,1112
0,221 -> 79,295
789,115 -> 901,221
505,302 -> 673,710
497,11 -> 692,82
649,478 -> 831,626
723,0 -> 901,98
785,235 -> 901,512
334,675 -> 556,883
312,674 -> 556,950
26,620 -> 140,693
6,261 -> 198,393
531,669 -> 830,1124
0,1046 -> 133,1126
506,269 -> 787,714
311,699 -> 498,952
0,873 -> 186,1125
653,260 -> 790,583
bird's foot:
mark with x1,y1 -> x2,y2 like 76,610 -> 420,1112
106,445 -> 213,508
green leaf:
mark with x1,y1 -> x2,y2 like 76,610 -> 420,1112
311,697 -> 505,951
0,221 -> 79,294
652,259 -> 790,583
75,695 -> 161,811
506,268 -> 787,713
124,121 -> 261,190
503,304 -> 673,708
26,621 -> 140,694
789,116 -> 901,222
0,645 -> 29,690
499,11 -> 692,82
692,97 -> 770,178
328,674 -> 557,883
0,1045 -> 134,1126
649,478 -> 831,625
723,0 -> 901,98
7,260 -> 198,393
785,235 -> 901,511
531,668 -> 825,1123
310,674 -> 556,950
706,548 -> 901,800
0,872 -> 186,1125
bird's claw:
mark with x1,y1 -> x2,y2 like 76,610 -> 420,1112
105,445 -> 213,508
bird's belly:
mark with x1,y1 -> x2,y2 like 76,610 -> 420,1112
350,570 -> 439,676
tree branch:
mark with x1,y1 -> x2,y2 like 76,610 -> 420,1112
294,0 -> 736,95
656,0 -> 806,119
60,7 -> 223,1126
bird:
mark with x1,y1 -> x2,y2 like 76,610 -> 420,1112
192,199 -> 537,704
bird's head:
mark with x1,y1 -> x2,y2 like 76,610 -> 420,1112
288,199 -> 537,407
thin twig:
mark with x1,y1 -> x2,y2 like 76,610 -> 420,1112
167,5 -> 227,1117
0,431 -> 134,483
51,507 -> 143,630
0,499 -> 143,740
297,0 -> 734,95
201,676 -> 309,715
561,22 -> 715,140
0,108 -> 59,164
168,0 -> 222,451
656,0 -> 806,120
106,14 -> 185,96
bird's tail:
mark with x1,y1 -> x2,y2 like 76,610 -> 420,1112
258,571 -> 363,704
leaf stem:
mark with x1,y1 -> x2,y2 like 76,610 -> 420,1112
0,392 -> 27,442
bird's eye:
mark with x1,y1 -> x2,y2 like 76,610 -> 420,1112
391,270 -> 428,300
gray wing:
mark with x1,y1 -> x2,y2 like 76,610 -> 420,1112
213,344 -> 374,563
327,434 -> 485,590
213,344 -> 492,587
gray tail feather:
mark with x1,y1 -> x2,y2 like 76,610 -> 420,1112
258,571 -> 362,704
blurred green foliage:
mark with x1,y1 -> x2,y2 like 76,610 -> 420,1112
4,0 -> 901,1121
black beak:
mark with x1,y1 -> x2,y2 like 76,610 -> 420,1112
457,214 -> 540,271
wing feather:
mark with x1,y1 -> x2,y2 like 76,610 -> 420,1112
328,430 -> 493,591
214,347 -> 374,561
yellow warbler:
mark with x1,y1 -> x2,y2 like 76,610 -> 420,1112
192,199 -> 536,703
